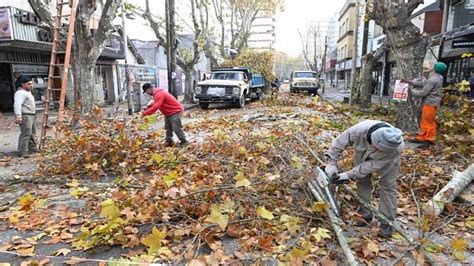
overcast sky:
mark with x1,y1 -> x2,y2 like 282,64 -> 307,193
124,0 -> 436,58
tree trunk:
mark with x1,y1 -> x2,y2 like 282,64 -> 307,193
391,40 -> 429,132
77,56 -> 97,114
183,69 -> 195,104
424,164 -> 474,217
357,46 -> 387,107
371,0 -> 430,132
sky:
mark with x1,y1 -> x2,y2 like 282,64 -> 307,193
274,0 -> 346,57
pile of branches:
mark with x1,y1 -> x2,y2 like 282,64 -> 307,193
34,112 -> 345,263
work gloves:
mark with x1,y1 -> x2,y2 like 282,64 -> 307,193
324,164 -> 338,178
332,172 -> 350,185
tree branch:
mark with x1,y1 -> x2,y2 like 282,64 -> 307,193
28,0 -> 54,29
91,0 -> 121,59
407,0 -> 424,15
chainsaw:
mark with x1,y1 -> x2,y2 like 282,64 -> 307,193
311,166 -> 341,216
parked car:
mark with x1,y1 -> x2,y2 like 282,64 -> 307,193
194,67 -> 266,109
290,71 -> 320,95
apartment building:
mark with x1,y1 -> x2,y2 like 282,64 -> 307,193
335,0 -> 356,89
247,12 -> 276,52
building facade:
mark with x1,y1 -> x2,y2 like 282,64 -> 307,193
336,0 -> 356,90
247,12 -> 276,52
439,0 -> 474,85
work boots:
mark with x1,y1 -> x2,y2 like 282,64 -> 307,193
354,214 -> 373,227
379,223 -> 393,238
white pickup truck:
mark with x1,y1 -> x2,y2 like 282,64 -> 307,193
290,71 -> 320,95
194,67 -> 266,109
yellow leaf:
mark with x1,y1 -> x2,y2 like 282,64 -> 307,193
466,216 -> 474,229
54,248 -> 71,256
238,147 -> 247,155
163,170 -> 178,187
451,238 -> 467,252
424,242 -> 443,254
312,228 -> 331,242
205,205 -> 229,230
221,199 -> 235,213
141,227 -> 167,255
469,129 -> 474,137
234,172 -> 251,188
453,250 -> 466,261
8,211 -> 23,224
19,192 -> 35,211
257,206 -> 274,220
100,199 -> 120,220
291,156 -> 302,170
17,247 -> 34,257
152,153 -> 163,164
312,202 -> 329,213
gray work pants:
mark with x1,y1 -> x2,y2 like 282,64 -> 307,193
354,153 -> 399,221
18,114 -> 37,154
164,112 -> 186,142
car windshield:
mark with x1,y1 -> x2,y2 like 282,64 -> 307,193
211,72 -> 244,81
294,72 -> 317,78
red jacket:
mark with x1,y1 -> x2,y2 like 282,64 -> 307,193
143,88 -> 183,117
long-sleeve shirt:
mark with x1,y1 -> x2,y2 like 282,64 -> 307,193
14,88 -> 36,117
325,120 -> 404,179
143,88 -> 183,117
410,73 -> 443,107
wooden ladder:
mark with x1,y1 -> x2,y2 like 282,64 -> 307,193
39,0 -> 77,149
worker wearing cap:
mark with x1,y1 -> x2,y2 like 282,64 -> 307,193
324,120 -> 405,238
402,62 -> 447,149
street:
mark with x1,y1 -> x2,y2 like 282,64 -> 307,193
1,91 -> 472,265
1,0 -> 473,264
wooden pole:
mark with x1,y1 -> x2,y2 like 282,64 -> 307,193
349,0 -> 360,105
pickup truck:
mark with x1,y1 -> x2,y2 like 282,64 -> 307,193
194,67 -> 266,109
290,71 -> 320,95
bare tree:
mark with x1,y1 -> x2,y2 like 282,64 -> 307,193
359,0 -> 430,131
143,0 -> 206,104
29,0 -> 120,114
210,0 -> 283,60
298,25 -> 321,72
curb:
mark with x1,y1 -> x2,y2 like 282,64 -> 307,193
184,104 -> 199,111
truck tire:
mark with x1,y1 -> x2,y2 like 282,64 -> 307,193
237,94 -> 246,108
199,102 -> 209,109
290,85 -> 295,93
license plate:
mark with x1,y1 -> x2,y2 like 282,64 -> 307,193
208,87 -> 225,96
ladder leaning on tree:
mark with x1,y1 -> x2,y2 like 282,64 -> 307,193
39,0 -> 77,149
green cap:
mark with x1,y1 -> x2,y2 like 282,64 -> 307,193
434,62 -> 447,74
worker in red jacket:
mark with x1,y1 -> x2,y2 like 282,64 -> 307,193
141,83 -> 188,147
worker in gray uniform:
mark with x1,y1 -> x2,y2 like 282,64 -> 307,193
324,120 -> 405,238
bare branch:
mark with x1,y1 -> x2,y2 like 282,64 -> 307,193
28,0 -> 54,29
91,0 -> 121,59
407,0 -> 424,14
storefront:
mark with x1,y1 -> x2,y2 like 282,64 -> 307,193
0,6 -> 51,111
439,24 -> 474,85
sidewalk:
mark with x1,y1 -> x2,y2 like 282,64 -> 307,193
0,97 -> 198,156
321,86 -> 391,105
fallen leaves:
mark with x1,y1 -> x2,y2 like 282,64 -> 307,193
234,171 -> 251,188
205,205 -> 229,230
256,206 -> 274,220
141,227 -> 167,255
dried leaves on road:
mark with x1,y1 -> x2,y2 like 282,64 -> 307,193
0,93 -> 472,264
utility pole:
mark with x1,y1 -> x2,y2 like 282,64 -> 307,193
122,0 -> 133,115
361,0 -> 370,56
349,0 -> 360,105
166,0 -> 178,99
322,36 -> 328,93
